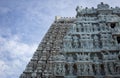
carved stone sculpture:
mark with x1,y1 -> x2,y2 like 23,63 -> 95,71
94,54 -> 99,62
68,54 -> 73,62
55,54 -> 65,61
73,35 -> 79,48
63,35 -> 72,49
72,24 -> 77,32
108,62 -> 114,74
76,53 -> 80,61
20,2 -> 120,78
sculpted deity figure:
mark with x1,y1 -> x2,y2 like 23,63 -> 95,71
77,64 -> 80,74
116,62 -> 120,74
68,54 -> 73,62
83,53 -> 88,61
89,64 -> 94,75
83,64 -> 89,75
111,52 -> 117,60
104,63 -> 109,75
54,55 -> 59,61
99,23 -> 105,31
76,6 -> 82,17
78,24 -> 82,32
94,64 -> 101,75
54,54 -> 65,61
72,24 -> 77,32
94,54 -> 99,62
81,53 -> 85,60
64,35 -> 72,48
102,50 -> 111,60
102,53 -> 107,60
67,63 -> 74,75
108,62 -> 114,74
94,35 -> 98,40
56,63 -> 65,75
84,53 -> 90,60
94,35 -> 99,48
56,64 -> 61,75
93,24 -> 98,31
76,6 -> 80,13
81,64 -> 84,75
76,53 -> 80,61
73,35 -> 79,48
88,53 -> 91,60
108,52 -> 113,60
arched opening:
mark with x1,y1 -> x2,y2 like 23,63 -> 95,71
73,64 -> 77,75
110,23 -> 116,28
118,55 -> 120,60
117,37 -> 120,44
65,64 -> 69,75
100,64 -> 105,75
115,67 -> 120,74
92,64 -> 96,75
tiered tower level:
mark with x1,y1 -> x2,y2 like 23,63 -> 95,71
20,2 -> 120,78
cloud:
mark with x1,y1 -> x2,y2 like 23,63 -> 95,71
0,34 -> 38,78
0,7 -> 11,14
0,0 -> 120,78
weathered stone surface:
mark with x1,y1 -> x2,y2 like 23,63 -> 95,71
20,2 -> 120,78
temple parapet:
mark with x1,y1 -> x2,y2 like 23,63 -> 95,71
97,2 -> 110,10
76,2 -> 120,17
55,16 -> 76,23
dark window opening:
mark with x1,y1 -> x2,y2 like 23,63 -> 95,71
110,23 -> 116,28
118,55 -> 120,60
76,28 -> 79,32
117,37 -> 120,43
101,64 -> 105,75
81,28 -> 84,32
60,21 -> 64,23
65,64 -> 68,75
73,64 -> 77,75
92,64 -> 96,75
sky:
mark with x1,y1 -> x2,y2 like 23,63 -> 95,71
0,0 -> 120,78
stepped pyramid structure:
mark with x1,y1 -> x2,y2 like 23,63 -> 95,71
20,2 -> 120,78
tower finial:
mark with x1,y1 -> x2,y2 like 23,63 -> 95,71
101,2 -> 104,5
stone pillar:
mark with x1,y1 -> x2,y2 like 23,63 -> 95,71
61,63 -> 65,76
78,24 -> 82,32
108,62 -> 114,75
104,62 -> 109,75
68,63 -> 74,75
83,63 -> 89,75
72,24 -> 77,32
90,39 -> 93,48
77,64 -> 81,75
95,64 -> 101,75
54,64 -> 57,75
81,63 -> 84,75
89,63 -> 94,75
90,25 -> 93,32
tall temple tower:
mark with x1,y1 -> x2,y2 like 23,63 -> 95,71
20,2 -> 120,78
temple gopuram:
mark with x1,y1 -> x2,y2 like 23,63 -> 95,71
20,2 -> 120,78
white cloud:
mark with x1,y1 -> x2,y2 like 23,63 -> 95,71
0,35 -> 38,78
0,60 -> 10,78
0,0 -> 120,78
